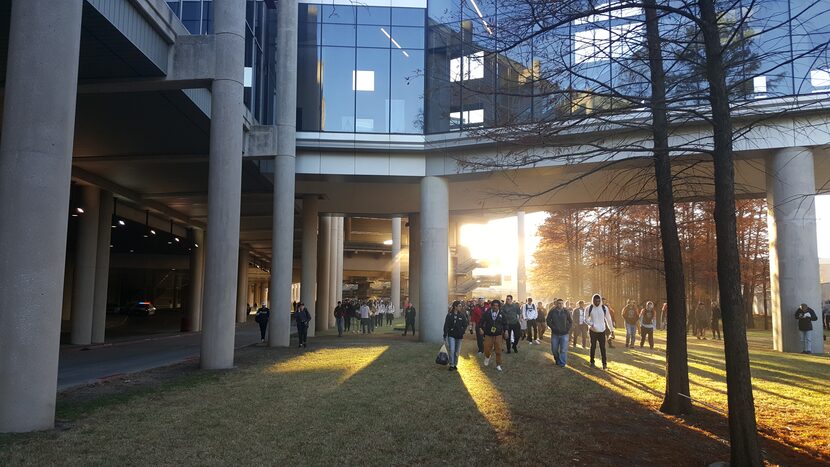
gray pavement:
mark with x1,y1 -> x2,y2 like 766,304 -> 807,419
57,321 -> 285,391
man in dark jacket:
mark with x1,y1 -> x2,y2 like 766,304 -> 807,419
502,295 -> 521,353
546,299 -> 573,367
402,301 -> 417,336
334,301 -> 344,337
255,305 -> 270,342
795,303 -> 818,354
295,303 -> 311,348
710,301 -> 722,340
479,300 -> 508,371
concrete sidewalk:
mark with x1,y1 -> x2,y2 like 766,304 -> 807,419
57,321 -> 290,391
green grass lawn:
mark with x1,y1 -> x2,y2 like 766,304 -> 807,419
0,328 -> 827,466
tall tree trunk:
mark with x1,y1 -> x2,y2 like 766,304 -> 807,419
645,0 -> 692,415
697,0 -> 762,464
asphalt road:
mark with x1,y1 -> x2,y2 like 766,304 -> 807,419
57,322 -> 283,391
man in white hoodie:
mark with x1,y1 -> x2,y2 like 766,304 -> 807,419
523,298 -> 540,344
585,294 -> 614,369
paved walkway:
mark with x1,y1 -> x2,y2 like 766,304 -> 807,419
57,322 -> 278,391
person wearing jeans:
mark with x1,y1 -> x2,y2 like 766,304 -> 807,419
639,301 -> 656,349
622,299 -> 639,348
294,303 -> 311,348
443,300 -> 469,371
471,299 -> 485,354
795,303 -> 818,354
586,294 -> 613,369
546,299 -> 573,367
502,295 -> 521,353
523,298 -> 539,344
479,300 -> 508,371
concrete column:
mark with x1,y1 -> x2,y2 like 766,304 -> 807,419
301,196 -> 319,336
71,185 -> 101,345
766,147 -> 823,354
316,216 -> 332,332
329,217 -> 339,328
0,0 -> 84,433
200,0 -> 246,369
420,177 -> 449,343
269,0 -> 299,347
91,193 -> 113,343
409,214 -> 421,313
517,211 -> 527,301
187,228 -> 205,332
236,247 -> 250,323
391,217 -> 402,312
336,217 -> 344,302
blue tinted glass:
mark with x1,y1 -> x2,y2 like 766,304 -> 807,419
358,25 -> 391,48
321,5 -> 356,24
357,6 -> 390,25
181,1 -> 201,34
392,7 -> 424,27
321,46 -> 356,132
300,4 -> 322,23
791,0 -> 830,94
745,0 -> 794,96
428,0 -> 461,24
355,48 -> 391,133
391,49 -> 425,133
322,24 -> 356,47
297,45 -> 321,131
202,1 -> 212,34
298,20 -> 321,46
389,26 -> 424,50
167,1 -> 180,16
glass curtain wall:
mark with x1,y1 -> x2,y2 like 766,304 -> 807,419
297,4 -> 426,134
166,0 -> 272,124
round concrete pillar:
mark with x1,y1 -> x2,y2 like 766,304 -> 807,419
420,177 -> 449,343
316,216 -> 332,332
336,217 -> 344,302
409,214 -> 421,314
766,147 -> 823,354
91,193 -> 114,343
392,217 -> 402,312
236,247 -> 250,324
200,0 -> 246,369
329,217 -> 339,328
71,185 -> 101,345
301,196 -> 319,336
0,0 -> 84,432
187,228 -> 205,332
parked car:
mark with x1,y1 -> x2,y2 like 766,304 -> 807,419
127,301 -> 157,316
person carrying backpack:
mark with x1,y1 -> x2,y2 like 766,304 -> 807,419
294,303 -> 311,348
795,303 -> 818,354
523,298 -> 540,344
585,294 -> 614,369
443,300 -> 469,371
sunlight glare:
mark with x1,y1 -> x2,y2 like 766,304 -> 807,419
267,346 -> 389,384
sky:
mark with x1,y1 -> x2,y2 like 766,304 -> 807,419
460,194 -> 830,286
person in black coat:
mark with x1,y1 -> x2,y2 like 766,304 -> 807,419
478,300 -> 508,371
795,303 -> 818,354
295,303 -> 311,348
402,301 -> 417,336
443,300 -> 469,371
254,305 -> 270,342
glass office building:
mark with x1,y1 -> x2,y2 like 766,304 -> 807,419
168,0 -> 830,136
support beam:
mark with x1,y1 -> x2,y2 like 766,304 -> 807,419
391,217 -> 402,312
336,217 -> 344,303
0,0 -> 84,433
71,185 -> 101,345
409,214 -> 421,314
420,177 -> 449,343
200,0 -> 245,369
92,192 -> 114,344
301,196 -> 319,336
269,0 -> 299,347
236,247 -> 250,323
766,147 -> 823,354
328,217 -> 339,329
517,211 -> 527,301
316,216 -> 332,332
187,228 -> 205,331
